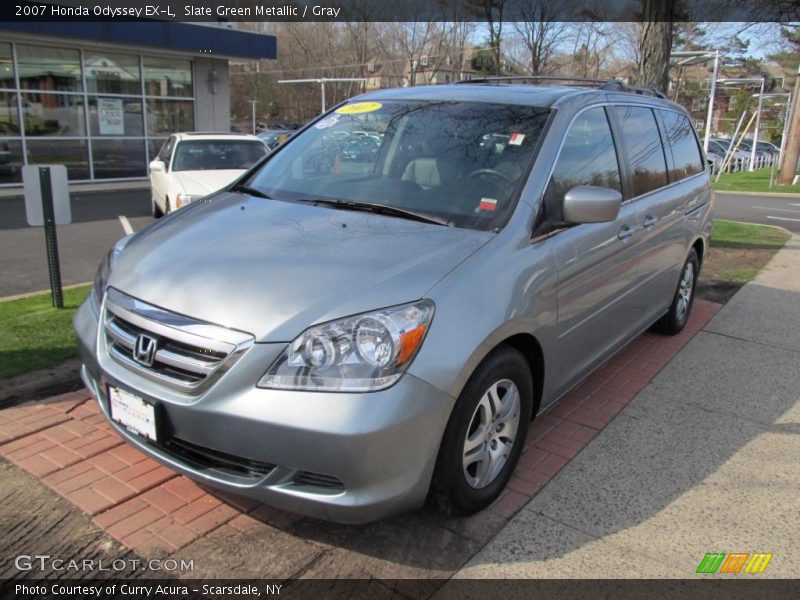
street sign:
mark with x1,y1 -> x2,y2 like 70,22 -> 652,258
23,164 -> 71,226
22,165 -> 71,308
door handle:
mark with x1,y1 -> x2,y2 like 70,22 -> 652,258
643,215 -> 658,229
618,225 -> 638,240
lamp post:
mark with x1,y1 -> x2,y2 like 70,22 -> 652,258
670,50 -> 720,153
719,77 -> 767,171
278,78 -> 368,114
750,92 -> 791,166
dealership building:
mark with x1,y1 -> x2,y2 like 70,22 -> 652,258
0,22 -> 275,185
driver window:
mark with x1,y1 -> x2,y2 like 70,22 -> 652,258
542,107 -> 621,225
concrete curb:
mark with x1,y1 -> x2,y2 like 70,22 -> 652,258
0,358 -> 83,408
0,282 -> 92,303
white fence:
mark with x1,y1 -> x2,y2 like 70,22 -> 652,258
710,153 -> 777,175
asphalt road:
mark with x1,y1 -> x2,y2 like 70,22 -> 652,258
1,188 -> 798,299
0,188 -> 153,298
714,192 -> 800,233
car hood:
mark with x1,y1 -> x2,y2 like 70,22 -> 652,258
110,193 -> 494,342
172,170 -> 247,196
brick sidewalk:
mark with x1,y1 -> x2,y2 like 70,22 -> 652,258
0,300 -> 720,576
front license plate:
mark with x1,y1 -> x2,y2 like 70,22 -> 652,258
109,386 -> 158,442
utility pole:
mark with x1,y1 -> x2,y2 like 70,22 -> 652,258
778,65 -> 800,185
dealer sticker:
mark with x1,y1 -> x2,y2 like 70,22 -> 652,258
509,132 -> 526,146
335,102 -> 383,115
478,198 -> 498,211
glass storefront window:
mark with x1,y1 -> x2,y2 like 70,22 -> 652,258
16,45 -> 82,92
91,138 -> 146,179
26,139 -> 89,180
0,92 -> 20,134
0,44 -> 196,183
146,99 -> 193,135
0,44 -> 14,89
144,58 -> 192,97
21,93 -> 85,137
85,51 -> 141,95
88,96 -> 143,136
0,139 -> 23,184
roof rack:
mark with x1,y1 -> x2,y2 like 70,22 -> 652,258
455,76 -> 666,99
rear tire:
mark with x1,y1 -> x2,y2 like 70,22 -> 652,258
428,346 -> 533,516
152,197 -> 164,218
164,197 -> 171,215
651,248 -> 699,336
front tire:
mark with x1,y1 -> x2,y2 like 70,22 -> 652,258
651,248 -> 699,335
429,346 -> 533,516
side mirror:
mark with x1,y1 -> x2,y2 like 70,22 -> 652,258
563,185 -> 622,224
149,160 -> 166,173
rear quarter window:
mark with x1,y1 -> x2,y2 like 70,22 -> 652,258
659,110 -> 705,181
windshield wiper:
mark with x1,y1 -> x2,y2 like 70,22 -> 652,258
295,198 -> 450,227
230,183 -> 272,200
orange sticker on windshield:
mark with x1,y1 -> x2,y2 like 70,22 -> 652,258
335,102 -> 383,115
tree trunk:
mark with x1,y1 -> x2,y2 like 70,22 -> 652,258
638,0 -> 675,93
778,72 -> 800,185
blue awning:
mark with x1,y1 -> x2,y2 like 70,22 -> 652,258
0,22 -> 276,60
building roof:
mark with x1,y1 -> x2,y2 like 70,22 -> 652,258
0,22 -> 276,60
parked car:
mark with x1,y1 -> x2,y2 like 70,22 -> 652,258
149,133 -> 268,217
257,129 -> 293,151
76,81 -> 713,524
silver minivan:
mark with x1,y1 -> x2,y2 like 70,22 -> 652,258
74,80 -> 713,523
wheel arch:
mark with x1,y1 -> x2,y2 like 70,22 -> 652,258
691,236 -> 705,267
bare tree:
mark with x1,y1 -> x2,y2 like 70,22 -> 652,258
512,0 -> 570,75
468,0 -> 508,75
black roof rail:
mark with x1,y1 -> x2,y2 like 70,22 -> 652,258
598,80 -> 667,99
456,75 -> 609,86
456,75 -> 667,99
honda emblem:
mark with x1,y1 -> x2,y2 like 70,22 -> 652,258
133,334 -> 158,367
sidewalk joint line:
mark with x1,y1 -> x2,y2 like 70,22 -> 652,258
701,328 -> 800,356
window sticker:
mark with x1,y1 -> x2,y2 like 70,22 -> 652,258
478,198 -> 498,211
335,102 -> 383,115
509,132 -> 526,146
315,114 -> 341,129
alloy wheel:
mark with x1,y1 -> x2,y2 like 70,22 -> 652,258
462,379 -> 521,489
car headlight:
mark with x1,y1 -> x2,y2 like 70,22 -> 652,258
258,300 -> 435,392
93,234 -> 133,303
175,193 -> 199,208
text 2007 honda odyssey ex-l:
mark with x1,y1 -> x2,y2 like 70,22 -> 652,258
75,80 -> 713,523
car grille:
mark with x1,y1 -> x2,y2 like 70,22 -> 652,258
103,288 -> 253,393
157,437 -> 275,480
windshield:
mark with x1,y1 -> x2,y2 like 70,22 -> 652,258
172,140 -> 267,171
245,100 -> 551,231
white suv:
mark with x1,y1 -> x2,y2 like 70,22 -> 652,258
149,133 -> 268,217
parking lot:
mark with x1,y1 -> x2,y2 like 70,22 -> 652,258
0,185 -> 152,298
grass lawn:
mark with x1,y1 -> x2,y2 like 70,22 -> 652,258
711,219 -> 792,251
699,219 -> 791,302
712,168 -> 800,194
0,285 -> 90,381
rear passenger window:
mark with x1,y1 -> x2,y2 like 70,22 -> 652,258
659,110 -> 705,180
614,106 -> 668,196
551,107 -> 621,201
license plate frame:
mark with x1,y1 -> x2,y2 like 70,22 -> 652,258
108,385 -> 159,442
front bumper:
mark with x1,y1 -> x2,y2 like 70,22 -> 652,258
74,295 -> 455,524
